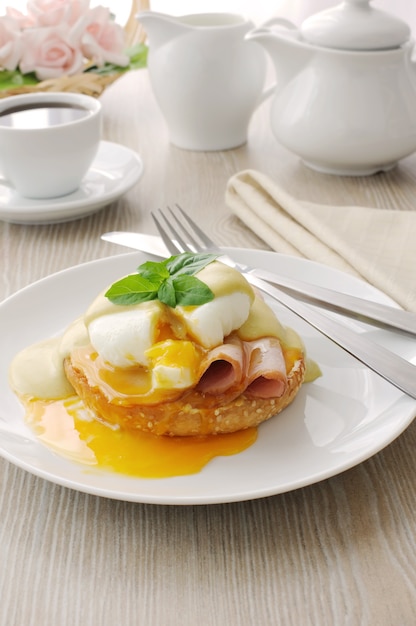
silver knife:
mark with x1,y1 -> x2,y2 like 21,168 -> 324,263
100,230 -> 416,336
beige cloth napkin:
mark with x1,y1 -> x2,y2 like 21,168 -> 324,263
226,169 -> 416,312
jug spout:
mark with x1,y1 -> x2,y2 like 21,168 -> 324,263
137,11 -> 190,48
246,21 -> 311,91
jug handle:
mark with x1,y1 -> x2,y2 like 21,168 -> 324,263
251,17 -> 298,106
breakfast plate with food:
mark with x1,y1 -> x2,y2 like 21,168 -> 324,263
1,248 -> 415,505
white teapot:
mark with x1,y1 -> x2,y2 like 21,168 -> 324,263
247,0 -> 416,175
137,11 -> 266,151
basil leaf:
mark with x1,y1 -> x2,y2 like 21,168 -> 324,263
166,252 -> 218,277
105,274 -> 159,305
158,278 -> 177,308
137,260 -> 170,283
105,252 -> 218,307
173,275 -> 214,306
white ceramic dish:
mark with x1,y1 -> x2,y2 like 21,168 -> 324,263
0,141 -> 144,224
1,249 -> 415,505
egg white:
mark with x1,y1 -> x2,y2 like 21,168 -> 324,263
177,292 -> 251,349
88,306 -> 160,368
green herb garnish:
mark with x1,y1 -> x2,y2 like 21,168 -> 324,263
105,252 -> 218,308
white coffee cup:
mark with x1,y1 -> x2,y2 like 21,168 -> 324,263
0,92 -> 102,199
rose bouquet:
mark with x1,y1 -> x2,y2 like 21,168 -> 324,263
0,0 -> 148,96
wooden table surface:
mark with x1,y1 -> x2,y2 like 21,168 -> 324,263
1,68 -> 416,626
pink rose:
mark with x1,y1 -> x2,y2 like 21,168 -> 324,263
27,0 -> 90,27
19,25 -> 84,80
67,0 -> 91,25
26,0 -> 71,27
5,8 -> 36,29
0,17 -> 22,71
79,6 -> 128,67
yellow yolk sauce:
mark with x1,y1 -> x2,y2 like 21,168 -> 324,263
69,340 -> 205,405
23,396 -> 257,478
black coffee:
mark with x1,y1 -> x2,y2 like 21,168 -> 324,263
0,102 -> 92,129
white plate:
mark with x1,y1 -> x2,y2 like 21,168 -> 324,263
0,141 -> 144,224
1,249 -> 415,505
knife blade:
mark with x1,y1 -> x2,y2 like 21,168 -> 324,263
100,230 -> 416,336
102,231 -> 169,257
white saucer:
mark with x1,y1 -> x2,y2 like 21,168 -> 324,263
0,141 -> 144,225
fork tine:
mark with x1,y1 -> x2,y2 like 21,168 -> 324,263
152,206 -> 208,256
163,206 -> 200,252
174,204 -> 216,249
156,208 -> 194,252
151,210 -> 184,256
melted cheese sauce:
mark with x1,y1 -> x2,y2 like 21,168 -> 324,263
23,396 -> 257,478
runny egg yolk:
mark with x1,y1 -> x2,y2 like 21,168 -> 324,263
24,396 -> 257,478
70,306 -> 207,407
70,337 -> 205,406
145,339 -> 202,390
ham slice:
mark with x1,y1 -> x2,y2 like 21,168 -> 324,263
197,335 -> 244,395
245,337 -> 287,398
196,335 -> 288,399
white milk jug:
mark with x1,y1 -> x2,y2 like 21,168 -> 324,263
138,11 -> 267,151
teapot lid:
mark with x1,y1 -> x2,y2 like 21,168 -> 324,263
300,0 -> 411,50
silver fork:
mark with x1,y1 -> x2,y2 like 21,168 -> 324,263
151,205 -> 416,400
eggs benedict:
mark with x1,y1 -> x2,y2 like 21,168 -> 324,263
10,253 -> 316,438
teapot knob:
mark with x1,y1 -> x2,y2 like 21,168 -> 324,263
300,0 -> 411,50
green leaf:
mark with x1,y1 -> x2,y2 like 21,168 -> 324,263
137,260 -> 170,283
158,278 -> 177,308
166,253 -> 218,277
0,70 -> 38,91
125,43 -> 148,70
173,275 -> 215,306
105,273 -> 159,305
105,252 -> 217,308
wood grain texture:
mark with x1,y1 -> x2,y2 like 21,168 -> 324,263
1,69 -> 416,626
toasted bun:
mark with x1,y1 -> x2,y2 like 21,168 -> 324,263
64,355 -> 305,437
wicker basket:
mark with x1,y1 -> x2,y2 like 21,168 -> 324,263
0,0 -> 149,99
